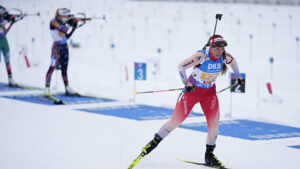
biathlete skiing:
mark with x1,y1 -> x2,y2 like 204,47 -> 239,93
128,34 -> 244,169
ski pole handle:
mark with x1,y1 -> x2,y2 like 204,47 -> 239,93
134,88 -> 184,94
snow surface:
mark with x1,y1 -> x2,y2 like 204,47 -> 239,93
1,0 -> 300,169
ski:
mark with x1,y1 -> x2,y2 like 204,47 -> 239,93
37,96 -> 64,105
176,158 -> 230,169
0,83 -> 42,90
44,95 -> 66,105
65,93 -> 112,100
11,94 -> 67,105
33,94 -> 67,105
127,152 -> 145,169
65,92 -> 81,97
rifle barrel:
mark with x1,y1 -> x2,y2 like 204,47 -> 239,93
89,17 -> 105,19
23,13 -> 40,17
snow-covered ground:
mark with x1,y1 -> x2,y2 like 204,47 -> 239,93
1,0 -> 300,169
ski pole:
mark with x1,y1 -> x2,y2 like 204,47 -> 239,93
134,83 -> 238,95
217,82 -> 238,94
134,88 -> 184,94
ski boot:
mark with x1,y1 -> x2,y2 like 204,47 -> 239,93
8,77 -> 18,87
44,86 -> 50,97
65,85 -> 79,96
205,145 -> 228,169
142,134 -> 163,156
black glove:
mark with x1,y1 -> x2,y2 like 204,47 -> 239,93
71,21 -> 77,28
4,15 -> 17,23
67,18 -> 77,28
185,81 -> 195,93
4,14 -> 12,21
236,77 -> 245,85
